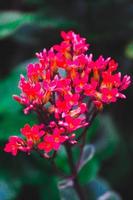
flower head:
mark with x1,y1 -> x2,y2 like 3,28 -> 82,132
4,136 -> 29,156
38,128 -> 68,153
21,124 -> 45,146
5,31 -> 131,157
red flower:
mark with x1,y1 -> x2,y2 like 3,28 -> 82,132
59,115 -> 88,132
60,31 -> 89,54
38,128 -> 68,152
73,74 -> 88,93
101,88 -> 118,103
4,136 -> 29,156
21,124 -> 45,146
27,63 -> 44,82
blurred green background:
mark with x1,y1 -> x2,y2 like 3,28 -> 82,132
0,0 -> 133,199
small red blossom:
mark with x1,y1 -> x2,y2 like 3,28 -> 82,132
27,63 -> 44,82
69,103 -> 87,118
4,136 -> 29,156
55,93 -> 80,117
21,124 -> 45,145
120,75 -> 131,91
101,88 -> 118,103
59,115 -> 88,132
84,79 -> 98,97
38,128 -> 68,152
60,31 -> 89,54
73,74 -> 88,93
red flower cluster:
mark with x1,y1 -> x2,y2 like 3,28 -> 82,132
4,124 -> 68,155
5,31 -> 131,156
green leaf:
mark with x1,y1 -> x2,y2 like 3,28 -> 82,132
125,41 -> 133,59
78,157 -> 99,184
78,144 -> 95,172
58,179 -> 79,200
86,117 -> 100,141
86,178 -> 121,200
94,115 -> 119,161
40,176 -> 59,200
0,180 -> 19,200
0,12 -> 34,39
0,11 -> 76,40
55,146 -> 70,174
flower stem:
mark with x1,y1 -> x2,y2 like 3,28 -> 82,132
65,144 -> 86,200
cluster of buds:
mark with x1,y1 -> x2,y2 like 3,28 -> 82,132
4,31 -> 131,157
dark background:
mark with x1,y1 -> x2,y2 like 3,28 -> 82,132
0,0 -> 133,199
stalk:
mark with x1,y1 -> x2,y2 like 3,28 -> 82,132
65,144 -> 86,200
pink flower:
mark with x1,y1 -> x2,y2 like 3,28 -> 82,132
15,75 -> 44,107
84,79 -> 98,97
27,63 -> 44,82
4,136 -> 29,156
59,116 -> 88,132
21,124 -> 45,146
60,31 -> 89,54
4,124 -> 46,156
64,93 -> 79,107
101,88 -> 118,103
73,74 -> 88,93
120,75 -> 131,91
38,128 -> 68,152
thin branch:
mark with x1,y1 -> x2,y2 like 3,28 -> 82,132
65,144 -> 86,200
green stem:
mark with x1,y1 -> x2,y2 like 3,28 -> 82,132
77,126 -> 88,170
65,144 -> 86,200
